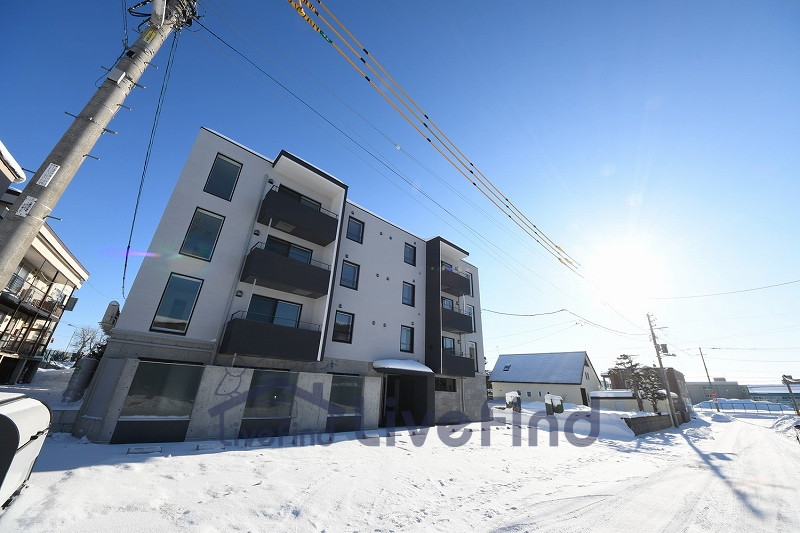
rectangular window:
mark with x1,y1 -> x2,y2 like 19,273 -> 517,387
333,311 -> 354,343
278,185 -> 322,211
435,378 -> 457,392
404,243 -> 416,266
247,295 -> 301,328
402,282 -> 415,306
203,153 -> 242,201
464,271 -> 474,296
179,208 -> 224,261
468,341 -> 478,372
265,235 -> 312,264
441,261 -> 453,272
328,375 -> 363,416
346,217 -> 364,243
400,325 -> 414,353
441,297 -> 454,310
466,304 -> 475,330
340,261 -> 360,289
243,370 -> 298,419
150,273 -> 203,334
442,336 -> 455,356
119,361 -> 203,418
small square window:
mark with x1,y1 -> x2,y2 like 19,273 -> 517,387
402,282 -> 415,306
340,261 -> 360,290
346,217 -> 364,243
435,378 -> 457,392
527,391 -> 532,397
179,208 -> 224,261
333,311 -> 354,343
404,243 -> 416,266
203,153 -> 242,201
150,273 -> 203,334
400,325 -> 414,353
503,364 -> 511,371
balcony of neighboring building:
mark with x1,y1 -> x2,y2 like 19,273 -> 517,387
1,273 -> 70,319
219,310 -> 321,361
441,307 -> 475,334
257,186 -> 339,246
241,241 -> 331,299
440,267 -> 472,297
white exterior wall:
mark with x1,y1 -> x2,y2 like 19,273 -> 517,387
116,129 -> 274,342
325,203 -> 427,365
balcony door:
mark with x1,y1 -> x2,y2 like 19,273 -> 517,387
247,295 -> 301,328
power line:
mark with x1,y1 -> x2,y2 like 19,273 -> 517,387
648,278 -> 800,300
483,308 -> 646,337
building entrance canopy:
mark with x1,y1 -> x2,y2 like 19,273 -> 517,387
373,359 -> 434,376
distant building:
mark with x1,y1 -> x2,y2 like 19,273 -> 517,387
607,365 -> 693,419
748,385 -> 799,409
0,141 -> 89,384
685,377 -> 750,405
74,128 -> 486,444
489,351 -> 602,406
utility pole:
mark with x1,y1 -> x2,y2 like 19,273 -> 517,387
0,0 -> 196,291
782,375 -> 800,416
699,347 -> 720,412
647,313 -> 678,427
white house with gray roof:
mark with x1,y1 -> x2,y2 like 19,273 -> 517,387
489,352 -> 602,406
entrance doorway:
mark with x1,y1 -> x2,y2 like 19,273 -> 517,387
381,374 -> 432,428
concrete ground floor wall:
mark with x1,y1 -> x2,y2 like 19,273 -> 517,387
73,335 -> 490,444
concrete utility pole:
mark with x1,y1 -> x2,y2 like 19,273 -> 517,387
699,347 -> 720,412
0,0 -> 196,290
647,313 -> 679,427
782,375 -> 800,416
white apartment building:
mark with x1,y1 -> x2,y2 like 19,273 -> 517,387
74,128 -> 487,444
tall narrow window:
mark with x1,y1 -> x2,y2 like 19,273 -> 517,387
468,341 -> 478,372
464,271 -> 474,296
333,311 -> 354,343
466,304 -> 475,331
346,217 -> 364,243
247,295 -> 301,328
179,208 -> 224,261
400,326 -> 414,353
404,243 -> 416,266
402,282 -> 415,306
203,153 -> 242,201
151,273 -> 203,334
340,261 -> 360,289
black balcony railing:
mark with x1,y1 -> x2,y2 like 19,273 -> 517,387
240,245 -> 331,299
231,310 -> 321,332
257,187 -> 339,247
249,242 -> 331,271
219,311 -> 322,361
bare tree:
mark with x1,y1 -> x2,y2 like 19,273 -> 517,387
69,325 -> 106,361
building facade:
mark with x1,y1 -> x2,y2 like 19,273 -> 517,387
74,128 -> 487,444
685,377 -> 751,405
1,142 -> 89,384
489,352 -> 602,406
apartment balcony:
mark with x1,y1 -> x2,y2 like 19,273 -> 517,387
441,349 -> 477,377
258,188 -> 338,246
241,245 -> 330,299
219,311 -> 321,362
440,268 -> 471,297
441,307 -> 475,334
1,274 -> 66,319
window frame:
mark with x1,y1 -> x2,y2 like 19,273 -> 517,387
402,282 -> 415,307
265,235 -> 313,264
247,294 -> 302,328
442,336 -> 455,352
179,207 -> 225,261
441,297 -> 454,311
340,261 -> 360,290
150,273 -> 204,335
400,325 -> 414,353
332,311 -> 355,343
278,184 -> 322,212
435,377 -> 457,392
403,243 -> 416,266
203,153 -> 242,201
346,217 -> 364,243
468,341 -> 478,372
464,271 -> 474,296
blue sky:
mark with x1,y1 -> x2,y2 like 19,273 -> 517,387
3,1 -> 799,384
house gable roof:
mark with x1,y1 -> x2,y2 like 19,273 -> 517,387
489,351 -> 596,385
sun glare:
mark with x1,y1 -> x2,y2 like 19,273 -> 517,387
586,238 -> 668,302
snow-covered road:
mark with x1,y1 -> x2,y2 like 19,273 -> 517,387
1,411 -> 797,532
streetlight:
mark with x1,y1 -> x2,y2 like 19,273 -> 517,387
65,323 -> 78,359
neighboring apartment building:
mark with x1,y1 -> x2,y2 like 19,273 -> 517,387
685,377 -> 751,405
0,141 -> 89,384
489,352 -> 602,406
73,128 -> 486,444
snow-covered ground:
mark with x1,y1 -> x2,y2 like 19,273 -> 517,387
1,393 -> 798,532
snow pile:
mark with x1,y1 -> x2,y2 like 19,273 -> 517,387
0,368 -> 79,411
770,415 -> 800,441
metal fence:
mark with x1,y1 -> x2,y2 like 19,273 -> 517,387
695,401 -> 793,413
